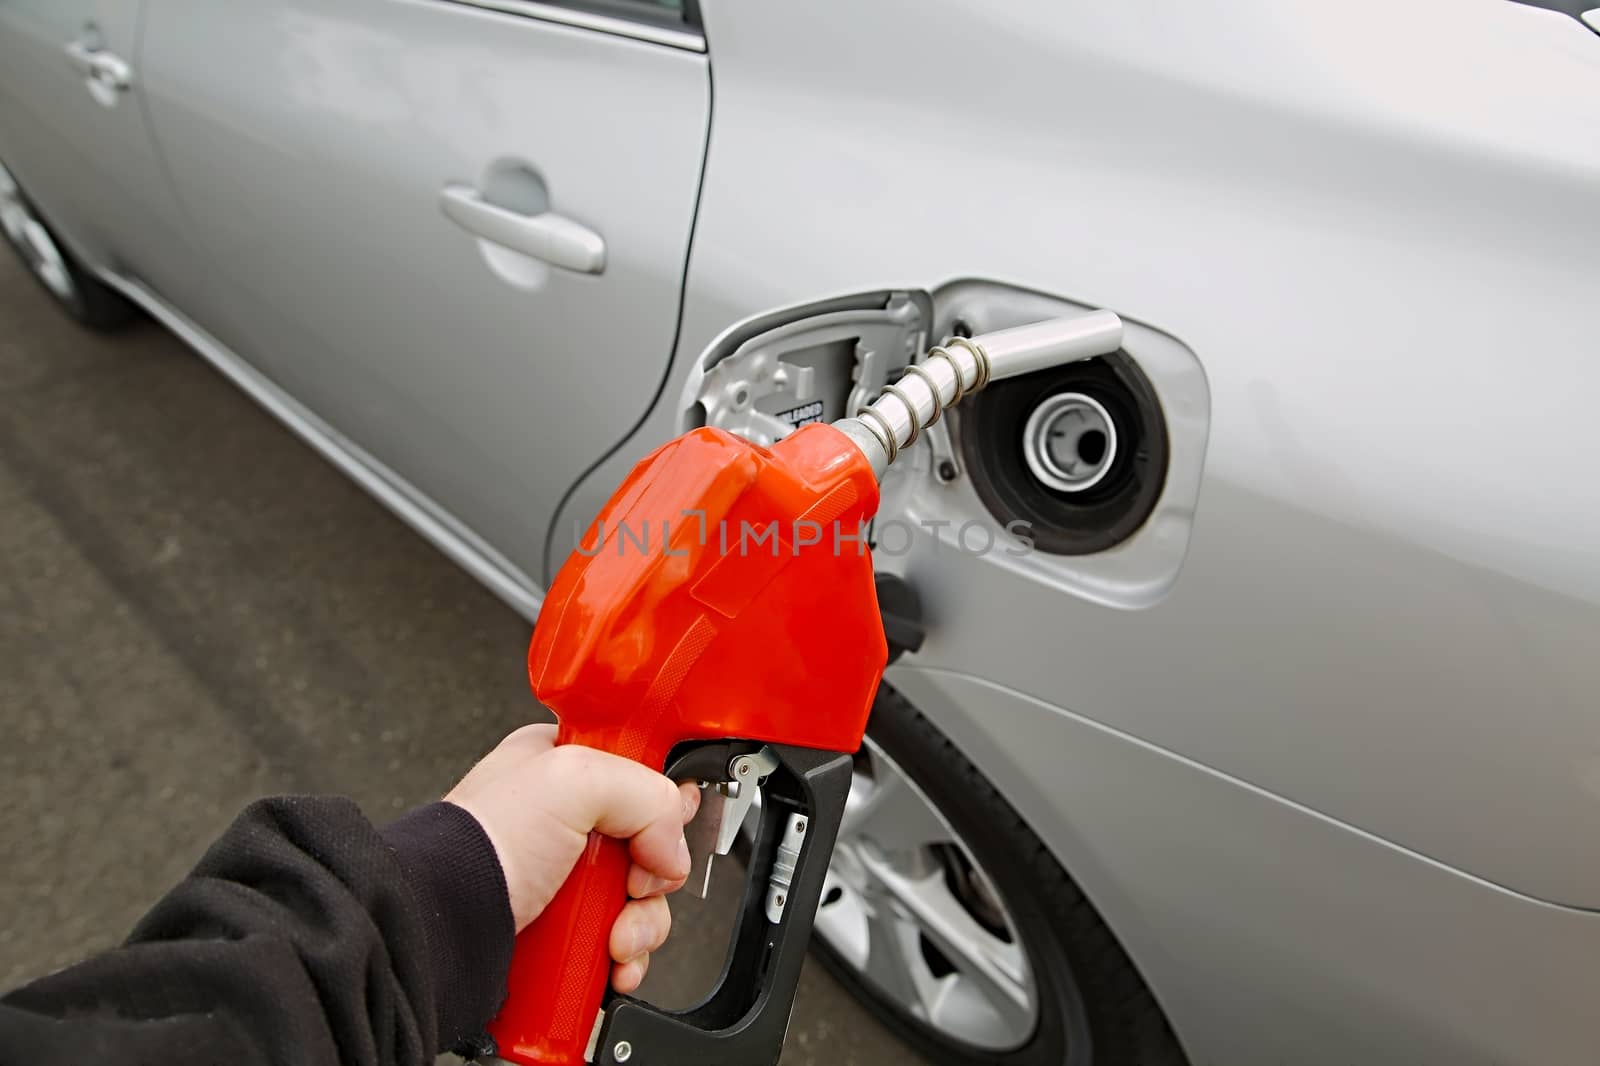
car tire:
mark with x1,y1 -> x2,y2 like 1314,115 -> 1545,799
0,160 -> 138,331
811,683 -> 1189,1066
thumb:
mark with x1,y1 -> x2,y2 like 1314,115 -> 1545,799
538,745 -> 694,886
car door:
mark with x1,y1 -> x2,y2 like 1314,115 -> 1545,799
135,0 -> 709,597
0,0 -> 204,310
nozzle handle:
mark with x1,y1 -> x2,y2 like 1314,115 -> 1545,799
488,824 -> 631,1064
834,309 -> 1123,476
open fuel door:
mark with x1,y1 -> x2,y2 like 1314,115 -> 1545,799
679,290 -> 932,445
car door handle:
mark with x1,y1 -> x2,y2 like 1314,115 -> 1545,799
439,184 -> 606,275
64,40 -> 133,108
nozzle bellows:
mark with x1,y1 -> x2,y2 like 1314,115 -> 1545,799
835,310 -> 1124,477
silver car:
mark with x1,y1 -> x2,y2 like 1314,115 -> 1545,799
4,0 -> 1598,1062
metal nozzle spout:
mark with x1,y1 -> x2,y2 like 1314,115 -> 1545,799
833,309 -> 1124,478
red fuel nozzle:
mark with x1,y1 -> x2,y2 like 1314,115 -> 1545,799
485,310 -> 1123,1066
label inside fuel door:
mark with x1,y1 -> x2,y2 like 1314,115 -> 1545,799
774,400 -> 825,429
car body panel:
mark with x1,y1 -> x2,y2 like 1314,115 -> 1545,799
887,666 -> 1600,1066
136,0 -> 709,581
0,0 -> 207,312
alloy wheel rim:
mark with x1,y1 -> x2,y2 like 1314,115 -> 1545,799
0,162 -> 76,302
812,737 -> 1041,1051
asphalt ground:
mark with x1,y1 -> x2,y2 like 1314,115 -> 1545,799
0,250 -> 920,1064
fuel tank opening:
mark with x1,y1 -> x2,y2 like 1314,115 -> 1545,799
1022,391 -> 1117,494
958,350 -> 1168,555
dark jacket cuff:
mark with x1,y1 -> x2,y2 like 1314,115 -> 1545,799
382,801 -> 514,1051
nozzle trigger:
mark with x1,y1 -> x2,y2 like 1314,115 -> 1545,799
676,746 -> 780,900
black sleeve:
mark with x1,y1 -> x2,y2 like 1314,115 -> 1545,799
0,796 -> 515,1066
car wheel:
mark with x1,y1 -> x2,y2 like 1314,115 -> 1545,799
810,684 -> 1189,1065
0,159 -> 137,330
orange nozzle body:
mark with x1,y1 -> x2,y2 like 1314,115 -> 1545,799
487,423 -> 888,1064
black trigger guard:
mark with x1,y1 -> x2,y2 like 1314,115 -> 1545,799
594,743 -> 854,1066
662,740 -> 758,786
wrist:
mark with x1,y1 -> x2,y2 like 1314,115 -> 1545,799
383,801 -> 516,1049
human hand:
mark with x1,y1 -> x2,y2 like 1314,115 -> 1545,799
445,723 -> 701,993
